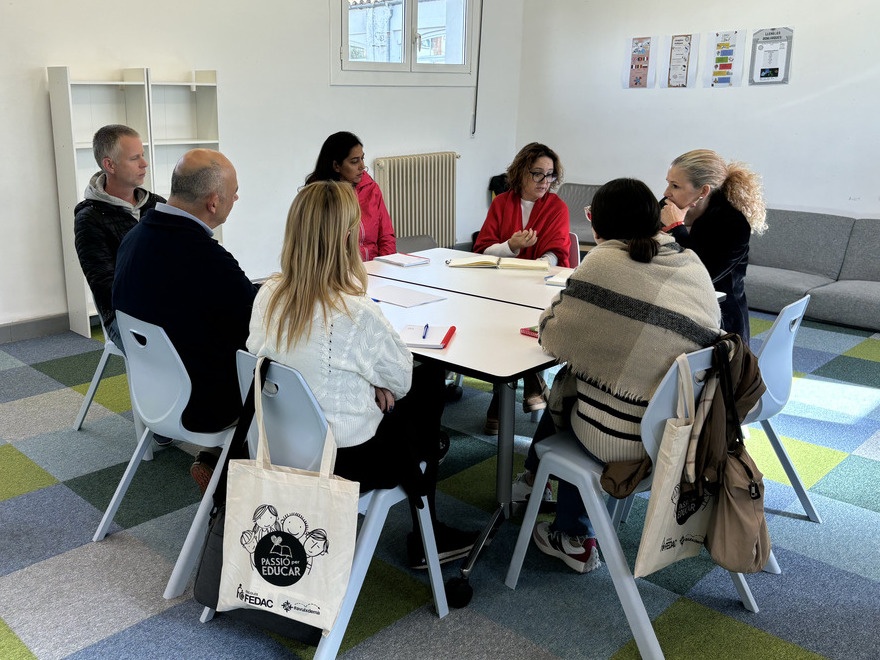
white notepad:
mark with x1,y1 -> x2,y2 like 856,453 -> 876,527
374,252 -> 430,267
371,285 -> 446,308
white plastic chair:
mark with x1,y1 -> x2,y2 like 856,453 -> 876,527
742,295 -> 820,522
73,318 -> 126,430
506,348 -> 771,660
198,351 -> 448,659
97,312 -> 236,598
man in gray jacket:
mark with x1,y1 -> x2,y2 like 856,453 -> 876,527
73,124 -> 165,349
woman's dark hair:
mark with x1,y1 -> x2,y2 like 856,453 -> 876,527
590,178 -> 661,263
305,131 -> 362,184
506,142 -> 564,196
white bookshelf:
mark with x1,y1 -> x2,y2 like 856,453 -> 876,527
47,67 -> 220,337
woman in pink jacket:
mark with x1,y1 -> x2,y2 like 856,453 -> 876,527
306,131 -> 396,261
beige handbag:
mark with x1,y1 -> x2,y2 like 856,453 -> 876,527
634,354 -> 715,578
217,358 -> 360,635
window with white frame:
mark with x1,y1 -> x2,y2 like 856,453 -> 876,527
332,0 -> 480,86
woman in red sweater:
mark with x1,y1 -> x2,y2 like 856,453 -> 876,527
474,143 -> 571,433
306,131 -> 396,261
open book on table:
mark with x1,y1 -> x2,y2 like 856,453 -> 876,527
445,256 -> 549,270
399,324 -> 456,349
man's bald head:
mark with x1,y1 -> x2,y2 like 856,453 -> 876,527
168,149 -> 239,228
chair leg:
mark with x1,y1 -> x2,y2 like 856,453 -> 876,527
504,459 -> 547,589
607,494 -> 636,528
73,346 -> 112,430
93,425 -> 154,541
729,572 -> 759,613
761,419 -> 821,523
132,412 -> 153,462
763,549 -> 781,575
414,496 -> 449,618
200,606 -> 215,623
163,432 -> 235,599
315,489 -> 395,660
577,470 -> 664,660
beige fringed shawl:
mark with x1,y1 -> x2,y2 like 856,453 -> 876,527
539,233 -> 722,462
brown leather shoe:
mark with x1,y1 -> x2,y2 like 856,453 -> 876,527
190,450 -> 218,495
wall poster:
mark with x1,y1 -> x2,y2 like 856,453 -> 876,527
749,27 -> 794,85
627,36 -> 653,88
706,30 -> 746,87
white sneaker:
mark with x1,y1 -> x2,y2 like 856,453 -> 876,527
532,521 -> 601,574
511,472 -> 554,503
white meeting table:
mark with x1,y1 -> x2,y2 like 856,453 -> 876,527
367,247 -> 562,311
368,246 -> 727,307
367,276 -> 556,603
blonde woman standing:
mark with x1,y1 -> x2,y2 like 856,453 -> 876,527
246,181 -> 476,568
662,149 -> 766,342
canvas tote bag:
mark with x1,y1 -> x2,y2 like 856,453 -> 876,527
634,354 -> 715,578
217,357 -> 360,635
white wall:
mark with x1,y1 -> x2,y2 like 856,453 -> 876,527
0,0 -> 525,327
517,0 -> 880,216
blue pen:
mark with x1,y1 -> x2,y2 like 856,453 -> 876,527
422,323 -> 429,339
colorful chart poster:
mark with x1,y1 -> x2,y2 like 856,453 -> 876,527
711,31 -> 738,87
629,37 -> 651,88
667,34 -> 693,87
749,27 -> 794,85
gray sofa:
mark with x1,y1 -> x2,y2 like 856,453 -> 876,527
559,183 -> 880,331
746,210 -> 880,331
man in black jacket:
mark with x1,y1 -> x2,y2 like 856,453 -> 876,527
113,149 -> 258,435
74,125 -> 165,349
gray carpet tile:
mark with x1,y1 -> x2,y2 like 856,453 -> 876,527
811,454 -> 880,513
0,533 -> 183,660
0,332 -> 101,364
813,355 -> 880,390
0,365 -> 66,404
30,350 -> 126,388
0,387 -> 113,442
688,546 -> 880,660
0,484 -> 102,576
15,414 -> 144,481
66,599 -> 296,660
342,607 -> 560,660
853,429 -> 880,460
126,501 -> 201,566
0,350 -> 25,371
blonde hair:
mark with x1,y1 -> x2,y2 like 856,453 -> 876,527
265,181 -> 368,350
672,149 -> 767,234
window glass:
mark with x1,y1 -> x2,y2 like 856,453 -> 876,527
347,0 -> 405,64
416,0 -> 467,65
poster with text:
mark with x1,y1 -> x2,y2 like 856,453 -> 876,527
704,29 -> 746,87
624,36 -> 655,89
657,33 -> 700,88
749,27 -> 794,85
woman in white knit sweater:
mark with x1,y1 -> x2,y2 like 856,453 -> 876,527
519,177 -> 722,574
247,180 -> 475,568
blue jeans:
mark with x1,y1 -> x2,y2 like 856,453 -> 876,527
105,317 -> 126,355
527,405 -> 597,538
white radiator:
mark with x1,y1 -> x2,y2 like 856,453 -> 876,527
372,151 -> 458,248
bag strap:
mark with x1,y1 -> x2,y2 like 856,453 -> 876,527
714,340 -> 745,454
675,353 -> 695,420
211,356 -> 272,511
253,356 -> 338,481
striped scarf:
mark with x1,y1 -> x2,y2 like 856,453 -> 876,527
539,233 -> 721,462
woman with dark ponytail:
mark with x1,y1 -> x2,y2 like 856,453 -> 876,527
511,178 -> 722,575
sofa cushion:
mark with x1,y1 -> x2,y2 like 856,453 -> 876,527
838,218 -> 880,282
744,265 -> 833,313
750,209 -> 855,280
806,280 -> 880,332
557,182 -> 601,245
